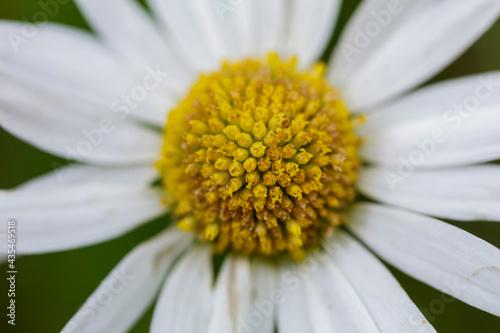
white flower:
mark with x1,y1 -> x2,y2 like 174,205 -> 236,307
1,0 -> 500,332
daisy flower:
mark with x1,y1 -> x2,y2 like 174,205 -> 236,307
1,0 -> 500,332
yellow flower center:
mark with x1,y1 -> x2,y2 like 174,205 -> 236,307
156,53 -> 361,259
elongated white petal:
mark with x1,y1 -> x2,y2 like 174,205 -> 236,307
17,164 -> 158,190
359,72 -> 500,127
246,259 -> 278,333
254,0 -> 288,57
304,259 -> 380,332
348,203 -> 500,316
207,256 -> 252,333
0,165 -> 165,254
74,0 -> 194,95
303,281 -> 334,333
358,165 -> 500,221
0,79 -> 162,165
151,245 -> 213,333
199,0 -> 256,60
326,231 -> 436,332
277,261 -> 315,333
286,0 -> 340,68
147,0 -> 225,71
329,0 -> 500,109
61,227 -> 193,333
0,21 -> 123,102
359,72 -> 500,167
0,21 -> 175,125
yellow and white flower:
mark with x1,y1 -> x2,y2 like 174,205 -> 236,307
1,0 -> 500,332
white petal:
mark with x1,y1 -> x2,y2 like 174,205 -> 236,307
147,0 -> 226,71
61,227 -> 193,333
247,259 -> 278,333
326,231 -> 436,332
74,0 -> 194,95
277,260 -> 314,333
286,0 -> 340,68
254,0 -> 288,56
17,163 -> 158,189
0,21 -> 175,126
358,72 -> 500,167
0,78 -> 162,166
207,255 -> 252,333
358,165 -> 500,221
151,245 -> 213,333
329,0 -> 500,109
348,203 -> 500,316
358,72 -> 500,127
0,165 -> 166,254
203,0 -> 257,60
304,258 -> 380,332
0,21 -> 123,102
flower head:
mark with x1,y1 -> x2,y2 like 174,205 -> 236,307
157,54 -> 361,258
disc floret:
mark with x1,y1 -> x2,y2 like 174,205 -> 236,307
157,54 -> 361,258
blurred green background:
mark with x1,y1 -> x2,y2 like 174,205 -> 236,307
1,1 -> 500,332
